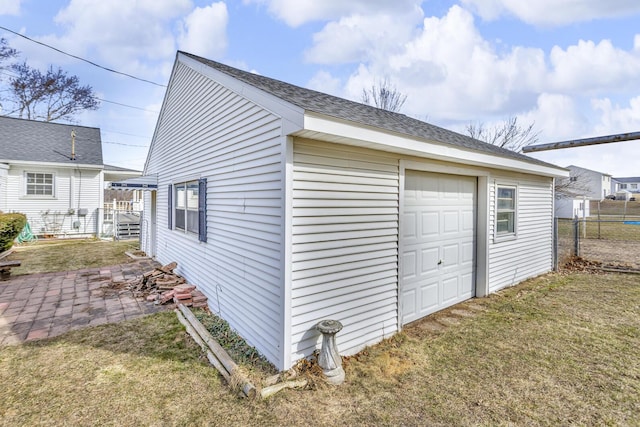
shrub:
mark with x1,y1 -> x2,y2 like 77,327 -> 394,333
0,213 -> 27,252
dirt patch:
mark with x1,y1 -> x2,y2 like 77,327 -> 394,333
579,239 -> 640,268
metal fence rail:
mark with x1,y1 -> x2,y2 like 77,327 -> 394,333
556,217 -> 640,268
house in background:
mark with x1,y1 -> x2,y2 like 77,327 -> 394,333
141,51 -> 568,370
555,197 -> 590,219
0,116 -> 138,237
557,165 -> 612,201
612,177 -> 640,196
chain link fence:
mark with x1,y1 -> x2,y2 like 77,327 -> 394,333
556,217 -> 640,269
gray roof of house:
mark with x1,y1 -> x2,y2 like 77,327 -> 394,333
0,116 -> 103,166
613,177 -> 640,183
104,164 -> 140,173
181,51 -> 561,170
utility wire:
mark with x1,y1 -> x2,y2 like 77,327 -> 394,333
95,97 -> 159,113
0,25 -> 167,87
0,68 -> 160,113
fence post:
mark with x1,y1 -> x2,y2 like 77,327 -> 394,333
573,218 -> 580,257
553,217 -> 559,271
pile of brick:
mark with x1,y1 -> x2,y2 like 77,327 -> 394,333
129,261 -> 209,310
152,283 -> 209,309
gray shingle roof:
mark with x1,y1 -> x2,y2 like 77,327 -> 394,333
104,164 -> 140,173
0,116 -> 103,166
181,51 -> 560,169
613,177 -> 640,183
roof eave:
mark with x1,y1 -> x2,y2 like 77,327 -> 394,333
300,112 -> 569,178
0,159 -> 103,169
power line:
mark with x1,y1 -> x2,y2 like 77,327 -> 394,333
0,25 -> 167,87
95,97 -> 159,113
103,140 -> 149,148
1,64 -> 160,113
100,129 -> 151,139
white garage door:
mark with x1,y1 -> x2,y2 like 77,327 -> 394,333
401,170 -> 476,325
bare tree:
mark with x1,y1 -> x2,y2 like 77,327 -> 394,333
361,77 -> 407,113
0,38 -> 18,66
7,62 -> 99,122
466,116 -> 540,153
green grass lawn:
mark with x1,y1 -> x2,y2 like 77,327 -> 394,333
1,271 -> 638,425
5,239 -> 140,275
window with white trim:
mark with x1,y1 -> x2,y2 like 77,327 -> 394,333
26,172 -> 54,196
174,180 -> 199,234
496,186 -> 516,236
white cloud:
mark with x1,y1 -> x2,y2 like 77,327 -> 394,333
0,0 -> 20,15
177,2 -> 228,59
591,96 -> 640,135
35,0 -> 193,75
306,70 -> 343,97
243,0 -> 420,27
337,6 -> 546,120
548,39 -> 640,94
520,93 -> 589,140
304,10 -> 423,65
461,0 -> 640,26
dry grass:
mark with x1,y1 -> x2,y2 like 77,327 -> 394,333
1,272 -> 639,426
5,239 -> 139,275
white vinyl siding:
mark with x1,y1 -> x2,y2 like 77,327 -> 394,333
144,62 -> 286,367
488,175 -> 554,292
4,166 -> 101,236
291,140 -> 399,363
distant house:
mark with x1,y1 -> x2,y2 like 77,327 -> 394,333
558,165 -> 612,200
612,177 -> 640,195
140,51 -> 568,370
555,197 -> 590,219
0,116 -> 138,237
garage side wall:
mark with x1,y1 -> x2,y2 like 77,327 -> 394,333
144,62 -> 286,368
291,140 -> 399,363
488,174 -> 554,292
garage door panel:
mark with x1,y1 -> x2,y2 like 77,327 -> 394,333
421,212 -> 439,236
401,289 -> 417,319
443,211 -> 459,233
401,170 -> 476,325
441,276 -> 460,303
462,242 -> 474,263
461,273 -> 474,296
443,244 -> 458,266
421,247 -> 439,274
420,281 -> 439,312
402,250 -> 417,280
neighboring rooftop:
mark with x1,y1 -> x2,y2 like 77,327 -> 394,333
612,177 -> 640,183
181,51 -> 561,170
0,116 -> 103,166
566,165 -> 612,176
104,164 -> 141,173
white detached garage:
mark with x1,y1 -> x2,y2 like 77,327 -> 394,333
142,51 -> 568,371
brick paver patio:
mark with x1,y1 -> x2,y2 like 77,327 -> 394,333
0,260 -> 167,345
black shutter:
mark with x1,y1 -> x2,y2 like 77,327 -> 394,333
167,184 -> 173,230
198,178 -> 207,242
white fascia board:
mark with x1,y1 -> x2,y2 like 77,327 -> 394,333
302,113 -> 569,178
1,159 -> 103,170
178,53 -> 305,136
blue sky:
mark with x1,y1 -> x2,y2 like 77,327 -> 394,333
1,0 -> 639,176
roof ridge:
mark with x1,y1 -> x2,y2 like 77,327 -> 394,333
178,51 -> 562,170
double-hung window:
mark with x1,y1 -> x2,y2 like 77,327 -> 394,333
496,186 -> 516,237
169,178 -> 207,242
175,180 -> 199,234
26,172 -> 54,196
